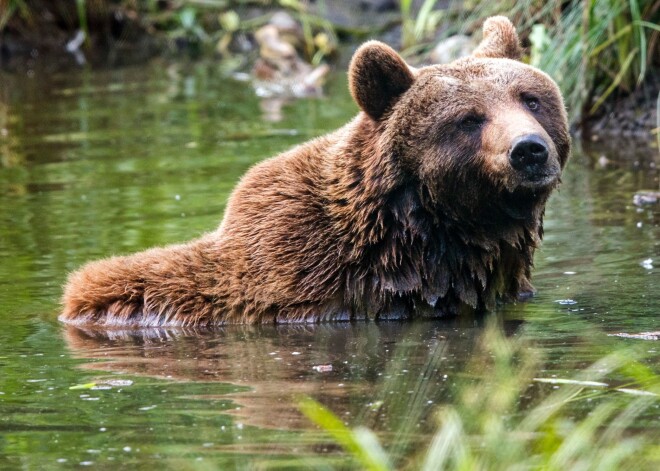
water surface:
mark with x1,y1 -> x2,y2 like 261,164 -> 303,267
0,60 -> 658,469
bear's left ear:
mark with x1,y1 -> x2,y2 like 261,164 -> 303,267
472,16 -> 522,60
349,41 -> 416,120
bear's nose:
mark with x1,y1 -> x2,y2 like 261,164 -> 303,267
509,134 -> 549,171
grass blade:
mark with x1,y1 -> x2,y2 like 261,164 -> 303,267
299,397 -> 392,471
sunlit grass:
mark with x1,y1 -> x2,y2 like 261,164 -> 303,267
300,320 -> 660,470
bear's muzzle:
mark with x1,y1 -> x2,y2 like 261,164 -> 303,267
509,134 -> 560,189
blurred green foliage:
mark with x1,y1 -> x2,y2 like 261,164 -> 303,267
1,1 -> 657,123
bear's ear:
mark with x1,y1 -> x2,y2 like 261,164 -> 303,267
349,41 -> 416,120
472,16 -> 522,60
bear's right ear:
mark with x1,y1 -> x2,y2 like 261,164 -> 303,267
349,41 -> 416,120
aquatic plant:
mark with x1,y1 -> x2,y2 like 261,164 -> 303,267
300,320 -> 660,470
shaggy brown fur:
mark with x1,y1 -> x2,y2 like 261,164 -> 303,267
60,16 -> 570,327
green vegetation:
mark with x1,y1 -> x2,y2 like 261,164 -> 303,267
1,2 -> 657,125
522,0 -> 659,122
301,320 -> 660,471
404,0 -> 659,123
400,0 -> 443,52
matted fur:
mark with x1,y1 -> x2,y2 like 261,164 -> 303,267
60,17 -> 570,327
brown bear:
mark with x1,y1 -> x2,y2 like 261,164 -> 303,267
60,16 -> 570,327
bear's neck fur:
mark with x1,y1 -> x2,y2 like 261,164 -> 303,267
325,114 -> 542,318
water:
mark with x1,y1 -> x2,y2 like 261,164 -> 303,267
0,60 -> 658,469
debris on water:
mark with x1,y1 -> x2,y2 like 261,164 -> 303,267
312,364 -> 333,372
608,332 -> 660,340
65,30 -> 85,53
65,30 -> 86,65
640,258 -> 653,269
103,379 -> 133,387
139,405 -> 157,411
555,299 -> 578,305
633,191 -> 660,206
70,382 -> 97,390
563,271 -> 577,275
69,379 -> 133,390
533,378 -> 608,387
232,72 -> 251,82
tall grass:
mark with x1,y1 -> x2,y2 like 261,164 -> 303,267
529,0 -> 660,122
300,320 -> 660,470
434,0 -> 659,123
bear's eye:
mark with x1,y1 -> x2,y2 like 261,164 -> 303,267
523,95 -> 540,112
459,114 -> 486,132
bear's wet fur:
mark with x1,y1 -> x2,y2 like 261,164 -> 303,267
60,17 -> 570,327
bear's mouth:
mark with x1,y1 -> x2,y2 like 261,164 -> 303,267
518,171 -> 560,190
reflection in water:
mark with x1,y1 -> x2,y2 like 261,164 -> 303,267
62,319 -> 522,433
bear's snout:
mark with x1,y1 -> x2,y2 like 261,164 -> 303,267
509,134 -> 549,172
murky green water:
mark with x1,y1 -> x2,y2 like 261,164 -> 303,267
0,61 -> 658,469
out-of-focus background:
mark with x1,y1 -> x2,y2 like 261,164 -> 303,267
1,0 -> 658,132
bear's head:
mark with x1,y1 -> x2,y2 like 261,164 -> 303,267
348,16 -> 570,223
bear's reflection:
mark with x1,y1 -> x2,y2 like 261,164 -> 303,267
62,319 -> 523,430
